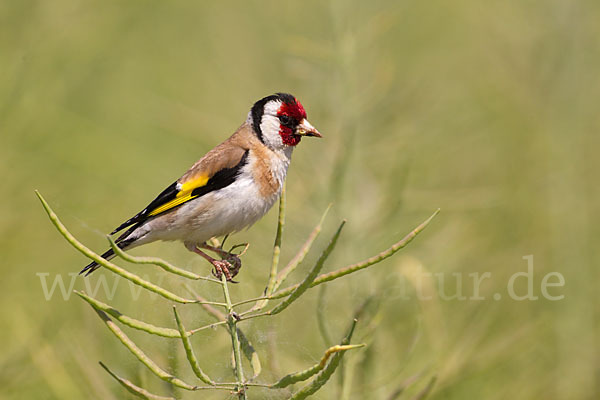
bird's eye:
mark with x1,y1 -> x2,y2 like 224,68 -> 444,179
278,115 -> 292,125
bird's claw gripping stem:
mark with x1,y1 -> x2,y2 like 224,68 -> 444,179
210,259 -> 238,282
191,242 -> 244,282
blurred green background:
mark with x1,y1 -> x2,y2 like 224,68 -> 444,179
2,0 -> 598,399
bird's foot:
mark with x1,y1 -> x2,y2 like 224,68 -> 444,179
198,242 -> 247,282
210,259 -> 239,282
211,251 -> 242,282
223,253 -> 242,278
187,245 -> 241,282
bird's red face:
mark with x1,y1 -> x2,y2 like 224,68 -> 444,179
277,99 -> 307,146
277,97 -> 321,146
251,93 -> 322,149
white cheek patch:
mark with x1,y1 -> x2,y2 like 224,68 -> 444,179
262,100 -> 282,117
260,100 -> 284,148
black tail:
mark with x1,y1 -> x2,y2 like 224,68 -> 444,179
79,239 -> 133,276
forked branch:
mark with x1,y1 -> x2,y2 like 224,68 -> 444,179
37,188 -> 439,399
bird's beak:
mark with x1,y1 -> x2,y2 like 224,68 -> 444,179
296,119 -> 322,138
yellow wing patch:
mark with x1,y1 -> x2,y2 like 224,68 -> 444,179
148,175 -> 209,216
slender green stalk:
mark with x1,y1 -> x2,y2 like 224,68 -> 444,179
188,320 -> 228,334
252,185 -> 286,313
108,236 -> 221,284
245,203 -> 331,313
76,291 -> 181,338
185,284 -> 262,380
185,284 -> 230,323
92,308 -> 200,391
39,188 -> 437,399
76,291 -> 224,337
231,295 -> 271,308
272,209 -> 440,299
240,329 -> 262,381
289,319 -> 359,399
269,184 -> 286,288
273,203 -> 332,292
185,284 -> 228,321
271,344 -> 364,388
239,311 -> 270,321
173,307 -> 215,385
269,220 -> 345,315
221,275 -> 247,399
99,362 -> 176,400
36,191 -> 196,304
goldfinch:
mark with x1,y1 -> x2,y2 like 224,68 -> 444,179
81,93 -> 321,280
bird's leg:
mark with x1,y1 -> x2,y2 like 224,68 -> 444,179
198,242 -> 244,278
200,242 -> 235,258
188,245 -> 236,282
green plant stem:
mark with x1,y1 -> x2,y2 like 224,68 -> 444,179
221,274 -> 247,399
99,362 -> 176,400
269,184 -> 286,290
245,203 -> 331,314
239,311 -> 270,321
184,285 -> 262,380
269,220 -> 345,315
173,307 -> 216,385
36,191 -> 196,304
252,185 -> 286,313
76,291 -> 181,338
289,319 -> 359,399
273,203 -> 331,292
270,344 -> 364,388
237,208 -> 437,316
231,296 -> 271,308
92,309 -> 200,391
38,188 -> 438,399
272,209 -> 440,299
108,236 -> 222,284
188,320 -> 228,334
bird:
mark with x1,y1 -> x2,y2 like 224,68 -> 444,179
80,93 -> 321,280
